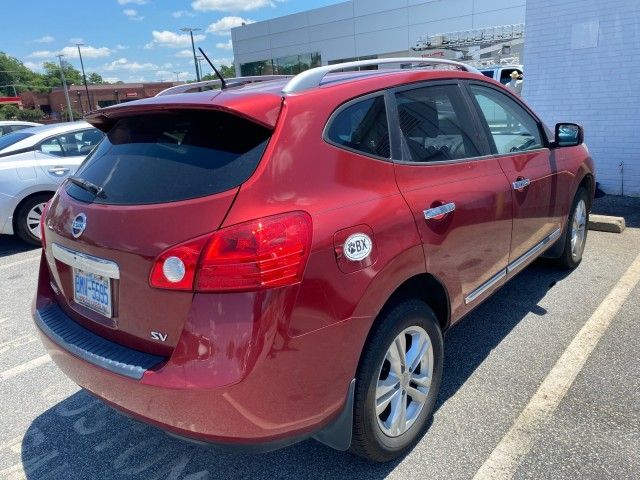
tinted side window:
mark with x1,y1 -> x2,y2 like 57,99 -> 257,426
326,96 -> 390,159
38,137 -> 65,157
470,85 -> 543,155
395,84 -> 480,163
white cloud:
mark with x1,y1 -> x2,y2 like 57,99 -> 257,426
103,57 -> 158,71
206,16 -> 253,35
192,0 -> 273,12
216,39 -> 233,50
172,10 -> 195,18
33,35 -> 55,43
174,49 -> 194,58
145,30 -> 206,49
103,76 -> 120,83
161,62 -> 174,68
60,45 -> 113,58
155,70 -> 173,77
123,9 -> 144,20
69,37 -> 84,44
117,0 -> 147,4
28,50 -> 55,59
115,44 -> 129,50
24,61 -> 44,71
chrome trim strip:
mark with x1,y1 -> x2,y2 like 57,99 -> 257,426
465,268 -> 507,305
424,202 -> 456,220
52,243 -> 120,279
507,228 -> 561,273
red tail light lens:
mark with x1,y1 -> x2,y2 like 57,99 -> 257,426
40,201 -> 49,249
150,211 -> 312,292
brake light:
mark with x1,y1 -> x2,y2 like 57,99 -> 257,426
150,211 -> 312,292
40,202 -> 49,249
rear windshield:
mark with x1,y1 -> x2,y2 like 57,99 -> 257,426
0,132 -> 34,152
66,111 -> 271,205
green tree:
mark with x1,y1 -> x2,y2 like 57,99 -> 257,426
42,61 -> 83,87
200,64 -> 236,81
16,108 -> 44,122
0,104 -> 20,119
87,72 -> 104,84
0,52 -> 48,95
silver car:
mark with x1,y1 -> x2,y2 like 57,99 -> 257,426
0,120 -> 43,136
0,121 -> 104,245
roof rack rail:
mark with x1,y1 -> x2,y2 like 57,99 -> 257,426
282,57 -> 481,94
156,75 -> 293,97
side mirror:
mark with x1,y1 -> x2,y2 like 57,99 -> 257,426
554,123 -> 583,147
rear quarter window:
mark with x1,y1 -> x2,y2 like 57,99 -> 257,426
325,95 -> 390,159
66,111 -> 271,205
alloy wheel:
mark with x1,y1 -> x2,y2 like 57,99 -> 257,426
375,326 -> 433,437
571,199 -> 587,259
26,202 -> 47,240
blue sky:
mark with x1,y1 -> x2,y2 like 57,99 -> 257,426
2,0 -> 341,83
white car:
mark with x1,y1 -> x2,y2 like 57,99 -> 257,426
0,121 -> 104,245
479,64 -> 523,85
0,120 -> 43,137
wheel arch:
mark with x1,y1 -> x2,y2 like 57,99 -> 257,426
12,190 -> 55,233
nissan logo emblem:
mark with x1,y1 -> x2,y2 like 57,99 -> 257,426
71,213 -> 87,238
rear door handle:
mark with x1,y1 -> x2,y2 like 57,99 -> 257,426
512,178 -> 530,191
48,166 -> 70,176
424,202 -> 456,220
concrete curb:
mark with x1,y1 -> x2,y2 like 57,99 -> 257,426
588,214 -> 626,233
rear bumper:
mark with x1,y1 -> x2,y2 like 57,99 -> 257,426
33,254 -> 368,450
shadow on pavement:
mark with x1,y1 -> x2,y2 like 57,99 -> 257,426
0,235 -> 39,258
20,261 -> 570,480
592,195 -> 640,228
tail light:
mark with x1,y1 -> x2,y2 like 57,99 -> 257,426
40,201 -> 50,249
150,211 -> 312,292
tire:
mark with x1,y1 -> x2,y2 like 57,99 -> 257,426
554,188 -> 589,269
15,194 -> 51,246
349,299 -> 443,462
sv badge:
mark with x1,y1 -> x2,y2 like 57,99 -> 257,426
151,331 -> 168,342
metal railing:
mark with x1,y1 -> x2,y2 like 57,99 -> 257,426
155,75 -> 293,97
281,57 -> 481,94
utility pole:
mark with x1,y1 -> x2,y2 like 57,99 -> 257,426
196,56 -> 204,78
173,71 -> 181,82
76,43 -> 93,111
56,54 -> 74,122
180,27 -> 201,82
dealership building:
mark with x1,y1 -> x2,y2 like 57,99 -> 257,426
231,0 -> 639,196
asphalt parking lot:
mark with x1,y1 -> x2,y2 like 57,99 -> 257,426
1,198 -> 639,480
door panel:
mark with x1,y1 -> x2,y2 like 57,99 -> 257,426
391,83 -> 513,323
395,160 -> 513,321
468,83 -> 561,271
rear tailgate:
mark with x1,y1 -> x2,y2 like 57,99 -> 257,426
43,100 -> 279,356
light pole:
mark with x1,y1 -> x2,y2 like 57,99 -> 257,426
76,43 -> 93,111
196,55 -> 204,78
180,27 -> 201,82
173,71 -> 181,82
56,54 -> 74,122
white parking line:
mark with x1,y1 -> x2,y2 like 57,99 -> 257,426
0,355 -> 51,381
0,334 -> 38,354
473,252 -> 640,480
0,255 -> 40,270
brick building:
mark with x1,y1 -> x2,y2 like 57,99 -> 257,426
523,0 -> 640,196
20,82 -> 180,117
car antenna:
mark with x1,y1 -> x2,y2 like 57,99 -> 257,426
198,47 -> 227,90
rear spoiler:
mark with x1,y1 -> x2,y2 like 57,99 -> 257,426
84,90 -> 283,132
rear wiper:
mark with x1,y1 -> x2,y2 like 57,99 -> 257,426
67,175 -> 106,199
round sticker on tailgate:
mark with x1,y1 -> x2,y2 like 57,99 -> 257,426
344,233 -> 372,261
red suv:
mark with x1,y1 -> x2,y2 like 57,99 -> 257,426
33,58 -> 594,462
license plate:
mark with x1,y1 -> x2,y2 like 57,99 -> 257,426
73,268 -> 112,317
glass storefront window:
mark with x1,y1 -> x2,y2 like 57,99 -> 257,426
241,52 -> 321,77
